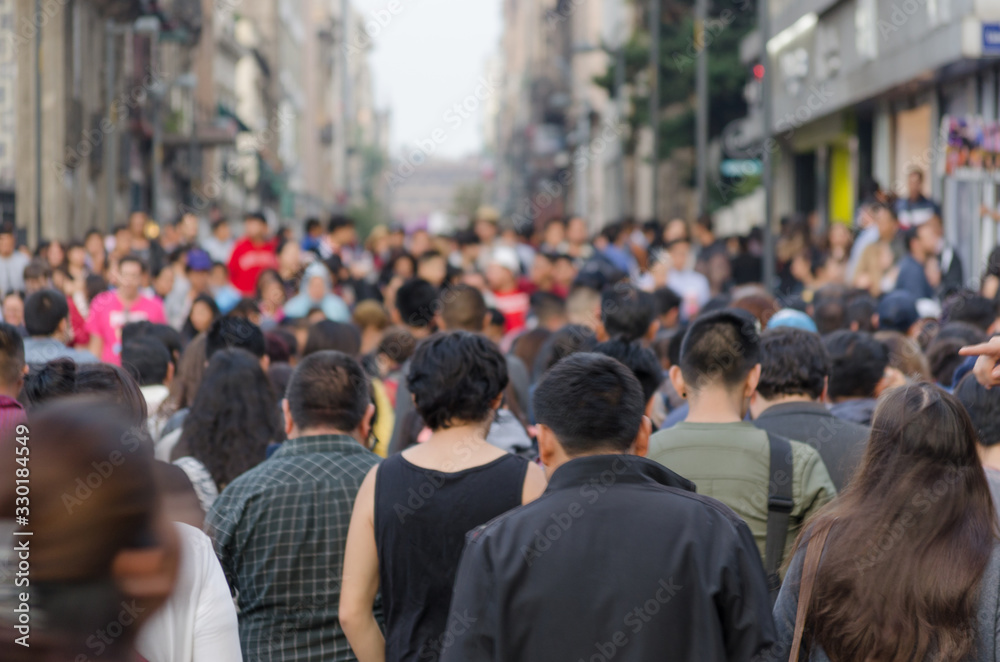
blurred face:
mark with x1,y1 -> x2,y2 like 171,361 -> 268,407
307,275 -> 326,301
829,223 -> 851,250
115,229 -> 132,254
25,277 -> 46,295
153,268 -> 174,297
566,217 -> 588,244
333,226 -> 358,247
409,230 -> 431,257
279,242 -> 301,272
2,295 -> 22,326
244,218 -> 267,241
917,221 -> 943,255
388,230 -> 405,249
189,300 -> 215,332
0,232 -> 14,256
485,263 -> 514,291
417,256 -> 446,287
213,223 -> 232,241
553,256 -> 577,287
667,240 -> 691,272
180,214 -> 199,241
530,254 -> 553,285
908,172 -> 923,199
664,219 -> 688,244
47,241 -> 65,267
85,233 -> 104,256
475,219 -> 497,244
544,222 -> 565,247
210,265 -> 228,288
393,257 -> 414,279
262,279 -> 285,306
67,246 -> 87,269
876,208 -> 899,240
118,261 -> 143,298
188,269 -> 210,294
129,212 -> 147,236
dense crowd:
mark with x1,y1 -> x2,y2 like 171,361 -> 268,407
4,168 -> 1000,661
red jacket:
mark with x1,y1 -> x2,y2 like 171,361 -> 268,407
228,238 -> 279,295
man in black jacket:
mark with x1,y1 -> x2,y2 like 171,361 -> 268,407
751,327 -> 869,490
441,353 -> 775,662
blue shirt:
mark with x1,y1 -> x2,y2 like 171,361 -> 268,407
894,254 -> 934,300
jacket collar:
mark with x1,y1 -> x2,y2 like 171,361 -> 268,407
272,433 -> 367,458
546,454 -> 695,494
755,400 -> 831,420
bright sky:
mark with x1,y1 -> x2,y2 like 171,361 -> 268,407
351,0 -> 502,159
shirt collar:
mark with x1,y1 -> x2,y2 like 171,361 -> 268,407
546,454 -> 695,494
755,400 -> 830,419
272,433 -> 368,458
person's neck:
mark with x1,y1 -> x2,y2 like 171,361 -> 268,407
751,393 -> 815,419
910,249 -> 926,264
685,389 -> 746,423
0,383 -> 20,399
118,290 -> 139,305
408,325 -> 433,340
980,444 -> 1000,472
426,423 -> 489,448
832,395 -> 870,404
294,426 -> 357,441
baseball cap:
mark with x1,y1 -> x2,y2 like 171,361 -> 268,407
877,290 -> 920,333
489,246 -> 521,275
766,308 -> 818,333
186,248 -> 213,272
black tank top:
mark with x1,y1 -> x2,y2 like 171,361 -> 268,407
374,452 -> 529,662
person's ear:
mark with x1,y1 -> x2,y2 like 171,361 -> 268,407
745,363 -> 762,398
259,355 -> 270,372
669,365 -> 687,399
164,362 -> 175,387
631,415 -> 652,458
489,392 -> 504,412
357,402 -> 376,443
820,376 -> 829,404
282,399 -> 294,438
537,424 -> 561,472
645,319 -> 660,343
872,313 -> 880,330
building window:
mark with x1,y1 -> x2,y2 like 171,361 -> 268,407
855,0 -> 877,61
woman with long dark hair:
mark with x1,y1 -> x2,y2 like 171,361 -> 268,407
773,383 -> 1000,661
172,348 -> 280,512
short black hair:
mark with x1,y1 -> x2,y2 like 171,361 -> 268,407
302,320 -> 361,357
594,338 -> 663,404
24,289 -> 68,337
601,284 -> 656,342
846,294 -> 877,333
758,328 -> 830,400
530,291 -> 566,327
533,323 -> 598,379
653,286 -> 682,317
407,331 -> 508,430
395,278 -> 439,329
902,226 -> 921,254
955,373 -> 1000,447
926,336 -> 969,388
533,352 -> 645,455
679,309 -> 760,391
487,308 -> 505,328
121,337 -> 171,386
328,214 -> 355,233
942,293 -> 999,333
0,321 -> 24,388
814,297 -> 847,335
304,217 -> 321,233
285,350 -> 370,432
118,255 -> 147,273
823,330 -> 888,399
206,316 -> 265,359
244,210 -> 267,224
122,321 -> 183,368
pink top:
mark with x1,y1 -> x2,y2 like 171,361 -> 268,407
85,291 -> 166,364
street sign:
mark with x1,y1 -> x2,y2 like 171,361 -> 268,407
985,23 -> 1000,56
721,159 -> 762,177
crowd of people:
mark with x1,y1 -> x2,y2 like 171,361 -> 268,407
4,181 -> 1000,661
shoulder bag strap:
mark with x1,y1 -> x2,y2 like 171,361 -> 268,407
766,432 -> 794,597
789,524 -> 832,662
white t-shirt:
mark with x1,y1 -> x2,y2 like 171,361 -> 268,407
136,522 -> 242,662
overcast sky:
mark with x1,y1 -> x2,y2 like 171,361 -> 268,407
351,0 -> 502,159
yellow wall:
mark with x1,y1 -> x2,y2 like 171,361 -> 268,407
829,144 -> 854,224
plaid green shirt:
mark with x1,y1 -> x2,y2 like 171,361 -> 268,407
206,434 -> 380,662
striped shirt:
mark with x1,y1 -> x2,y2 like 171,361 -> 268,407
206,434 -> 380,662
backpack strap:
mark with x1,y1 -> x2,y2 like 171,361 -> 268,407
766,432 -> 794,599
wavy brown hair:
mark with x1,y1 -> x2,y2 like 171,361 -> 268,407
799,383 -> 996,661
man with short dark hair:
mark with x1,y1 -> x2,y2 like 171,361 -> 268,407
895,168 -> 940,229
825,330 -> 890,426
601,283 -> 658,343
955,373 -> 1000,513
0,222 -> 29,295
441,353 -> 775,662
594,337 -> 663,417
122,336 -> 174,439
86,255 -> 166,364
648,310 -> 835,575
207,350 -> 380,662
894,224 -> 936,300
390,278 -> 437,341
751,328 -> 869,490
227,211 -> 278,295
23,289 -> 97,365
205,316 -> 267,366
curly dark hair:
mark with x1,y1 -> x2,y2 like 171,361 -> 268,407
177,348 -> 280,490
407,331 -> 508,430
